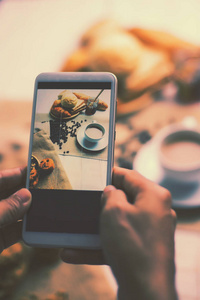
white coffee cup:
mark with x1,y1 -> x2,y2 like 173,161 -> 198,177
84,122 -> 105,143
156,123 -> 200,182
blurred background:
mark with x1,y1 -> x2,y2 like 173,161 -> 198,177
0,0 -> 200,101
0,0 -> 200,299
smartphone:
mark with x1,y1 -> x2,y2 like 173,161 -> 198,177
23,72 -> 117,249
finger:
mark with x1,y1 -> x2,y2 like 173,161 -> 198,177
112,167 -> 147,199
171,209 -> 177,228
104,185 -> 117,193
101,185 -> 129,211
0,166 -> 27,199
60,248 -> 106,265
112,167 -> 172,210
0,188 -> 32,228
100,188 -> 134,244
0,221 -> 23,253
142,186 -> 172,211
101,185 -> 116,207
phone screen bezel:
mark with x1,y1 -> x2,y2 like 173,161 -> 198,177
22,72 -> 117,249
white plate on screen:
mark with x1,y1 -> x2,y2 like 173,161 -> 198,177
77,125 -> 108,151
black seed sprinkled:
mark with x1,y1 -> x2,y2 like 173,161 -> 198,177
50,119 -> 85,150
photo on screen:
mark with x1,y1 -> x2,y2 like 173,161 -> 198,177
29,82 -> 111,192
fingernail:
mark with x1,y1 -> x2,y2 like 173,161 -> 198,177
103,185 -> 116,194
101,186 -> 116,207
14,188 -> 31,203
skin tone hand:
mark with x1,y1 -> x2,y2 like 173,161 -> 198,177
0,167 -> 32,253
60,167 -> 177,300
100,167 -> 177,300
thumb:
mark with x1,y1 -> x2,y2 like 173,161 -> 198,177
101,185 -> 129,209
0,188 -> 32,228
101,185 -> 117,207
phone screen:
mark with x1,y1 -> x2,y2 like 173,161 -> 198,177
25,79 -> 115,236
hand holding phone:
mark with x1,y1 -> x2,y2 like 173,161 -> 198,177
23,72 -> 117,249
60,167 -> 177,300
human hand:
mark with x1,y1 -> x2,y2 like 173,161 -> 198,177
101,167 -> 177,300
0,167 -> 32,253
60,167 -> 177,299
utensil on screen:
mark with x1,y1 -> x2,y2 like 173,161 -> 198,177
86,89 -> 104,115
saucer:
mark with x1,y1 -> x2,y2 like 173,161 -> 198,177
133,140 -> 200,208
77,125 -> 108,151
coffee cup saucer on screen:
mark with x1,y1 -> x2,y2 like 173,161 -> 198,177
77,122 -> 108,151
133,122 -> 200,209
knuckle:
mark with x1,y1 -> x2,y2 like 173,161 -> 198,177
171,209 -> 177,224
4,195 -> 21,222
123,170 -> 138,185
120,169 -> 133,184
121,170 -> 141,192
156,186 -> 172,204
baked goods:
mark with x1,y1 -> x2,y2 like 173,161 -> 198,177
73,92 -> 108,111
50,90 -> 108,119
50,100 -> 72,119
129,27 -> 200,57
29,168 -> 39,188
95,99 -> 108,111
40,158 -> 55,174
72,92 -> 89,101
50,91 -> 86,119
29,156 -> 55,187
61,20 -> 170,100
58,89 -> 68,99
29,155 -> 39,188
0,243 -> 32,300
61,91 -> 78,108
61,20 -> 200,112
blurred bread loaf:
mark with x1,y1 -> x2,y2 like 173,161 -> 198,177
61,20 -> 200,113
0,243 -> 32,299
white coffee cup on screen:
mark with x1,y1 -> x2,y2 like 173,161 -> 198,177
84,122 -> 105,143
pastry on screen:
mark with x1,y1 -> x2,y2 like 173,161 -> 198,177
50,100 -> 72,118
58,89 -> 68,100
50,91 -> 81,119
60,91 -> 78,108
29,168 -> 39,188
39,158 -> 55,174
73,92 -> 108,111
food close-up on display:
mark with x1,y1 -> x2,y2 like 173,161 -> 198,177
0,0 -> 200,299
